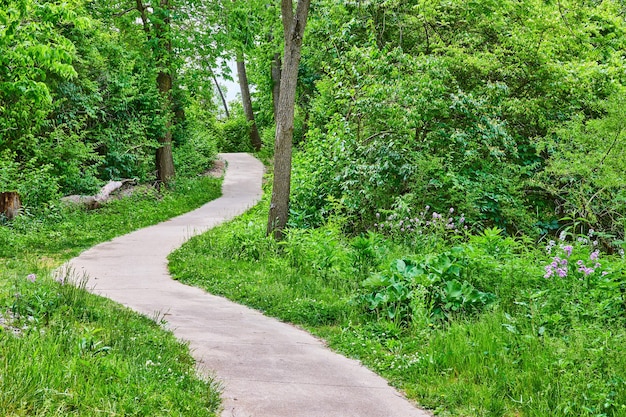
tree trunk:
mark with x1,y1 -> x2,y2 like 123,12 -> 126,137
156,70 -> 175,183
211,68 -> 230,118
0,192 -> 21,220
271,52 -> 282,121
267,0 -> 311,239
141,0 -> 175,184
237,55 -> 262,151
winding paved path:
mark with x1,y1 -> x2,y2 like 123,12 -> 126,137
68,153 -> 430,417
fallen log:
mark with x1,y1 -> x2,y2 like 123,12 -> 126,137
61,179 -> 135,209
0,192 -> 21,220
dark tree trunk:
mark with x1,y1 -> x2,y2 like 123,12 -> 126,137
156,66 -> 175,183
267,0 -> 311,239
237,55 -> 262,151
154,0 -> 175,182
0,192 -> 21,220
271,52 -> 282,121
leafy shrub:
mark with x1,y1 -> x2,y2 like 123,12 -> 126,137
0,156 -> 63,213
44,125 -> 102,194
258,125 -> 276,161
537,92 -> 626,239
358,248 -> 496,325
0,150 -> 20,192
218,108 -> 253,153
173,129 -> 218,177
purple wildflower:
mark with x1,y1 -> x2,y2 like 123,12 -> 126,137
562,245 -> 573,257
544,264 -> 554,279
578,266 -> 594,276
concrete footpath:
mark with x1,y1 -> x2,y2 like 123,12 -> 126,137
68,153 -> 431,417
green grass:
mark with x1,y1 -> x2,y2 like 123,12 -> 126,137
0,175 -> 223,416
1,176 -> 221,261
169,198 -> 626,417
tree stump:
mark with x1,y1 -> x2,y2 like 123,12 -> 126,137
0,192 -> 22,220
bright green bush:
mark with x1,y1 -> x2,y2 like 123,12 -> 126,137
218,116 -> 253,152
538,91 -> 626,239
292,0 -> 626,237
357,249 -> 496,325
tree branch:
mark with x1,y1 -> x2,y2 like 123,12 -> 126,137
294,0 -> 311,39
135,0 -> 152,37
598,126 -> 623,168
113,6 -> 138,18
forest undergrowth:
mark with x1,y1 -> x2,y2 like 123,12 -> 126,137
170,195 -> 626,417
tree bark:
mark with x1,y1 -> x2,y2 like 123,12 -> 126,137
0,192 -> 21,220
237,55 -> 262,151
267,0 -> 311,239
271,51 -> 282,121
156,67 -> 175,183
155,0 -> 175,182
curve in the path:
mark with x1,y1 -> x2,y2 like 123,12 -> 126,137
68,153 -> 431,417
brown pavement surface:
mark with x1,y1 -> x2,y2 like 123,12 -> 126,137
67,153 -> 431,417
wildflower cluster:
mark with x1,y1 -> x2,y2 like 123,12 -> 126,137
543,230 -> 606,279
374,205 -> 466,240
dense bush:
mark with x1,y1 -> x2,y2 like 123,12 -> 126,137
0,0 -> 220,214
217,103 -> 255,153
289,0 -> 626,238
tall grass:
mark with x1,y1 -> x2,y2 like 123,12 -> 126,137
169,198 -> 626,417
1,175 -> 223,416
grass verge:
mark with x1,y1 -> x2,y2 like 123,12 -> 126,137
1,175 -> 222,416
169,197 -> 626,417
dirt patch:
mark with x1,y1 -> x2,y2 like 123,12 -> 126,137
205,158 -> 226,178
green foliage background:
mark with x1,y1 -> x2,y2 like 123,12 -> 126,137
3,1 -> 626,416
0,0 -> 221,212
280,0 -> 626,239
